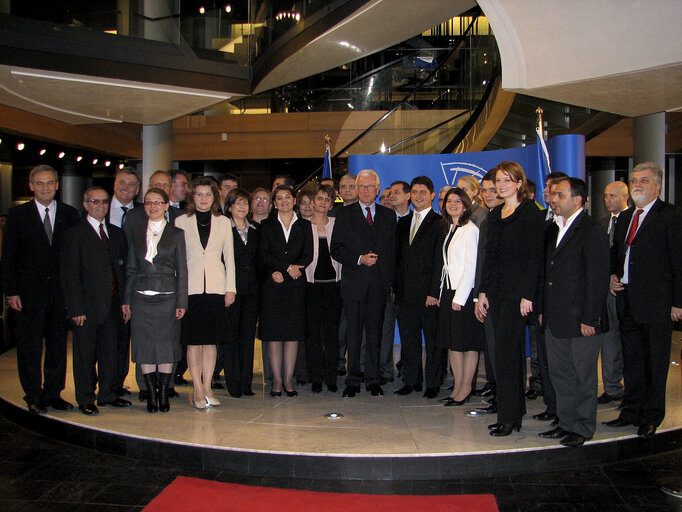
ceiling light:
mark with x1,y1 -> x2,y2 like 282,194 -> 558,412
92,158 -> 98,165
17,142 -> 25,150
199,7 -> 205,14
380,142 -> 386,153
58,152 -> 65,159
118,163 -> 125,169
225,5 -> 231,13
39,149 -> 47,156
104,160 -> 111,167
76,155 -> 83,162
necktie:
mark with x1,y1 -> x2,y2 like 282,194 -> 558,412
43,207 -> 53,244
100,223 -> 118,295
409,211 -> 420,244
365,206 -> 373,226
121,206 -> 129,227
625,209 -> 643,246
546,209 -> 554,222
608,216 -> 617,247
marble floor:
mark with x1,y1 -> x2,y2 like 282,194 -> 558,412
1,334 -> 681,460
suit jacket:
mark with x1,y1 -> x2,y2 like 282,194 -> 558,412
124,222 -> 188,309
105,200 -> 141,227
330,202 -> 396,301
394,209 -> 442,305
439,221 -> 479,306
232,223 -> 260,295
122,204 -> 183,240
2,200 -> 79,303
175,213 -> 236,296
60,219 -> 127,324
541,211 -> 610,338
259,215 -> 313,290
611,199 -> 682,323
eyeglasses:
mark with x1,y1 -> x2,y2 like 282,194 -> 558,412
144,201 -> 167,207
340,184 -> 356,190
254,197 -> 270,202
357,185 -> 377,191
85,199 -> 110,205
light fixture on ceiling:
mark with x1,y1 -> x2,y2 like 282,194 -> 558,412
118,163 -> 125,170
225,4 -> 231,13
58,151 -> 65,159
76,156 -> 83,162
347,103 -> 354,109
104,160 -> 111,167
17,142 -> 25,150
199,7 -> 205,14
39,149 -> 47,156
380,142 -> 386,153
92,158 -> 98,165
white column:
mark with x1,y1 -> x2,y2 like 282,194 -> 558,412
633,112 -> 666,196
142,122 -> 173,195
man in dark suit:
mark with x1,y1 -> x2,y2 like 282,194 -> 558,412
539,177 -> 610,447
394,176 -> 443,398
123,170 -> 183,399
61,187 -> 130,415
604,162 -> 682,438
331,169 -> 396,397
596,181 -> 629,404
2,164 -> 79,413
169,170 -> 190,209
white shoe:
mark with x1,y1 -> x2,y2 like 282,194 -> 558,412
192,391 -> 207,410
205,395 -> 221,407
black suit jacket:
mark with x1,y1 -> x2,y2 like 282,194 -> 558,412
233,224 -> 260,295
105,200 -> 141,227
541,211 -> 610,338
611,199 -> 682,323
258,216 -> 313,290
2,200 -> 79,303
61,219 -> 127,324
394,209 -> 442,304
330,202 -> 396,301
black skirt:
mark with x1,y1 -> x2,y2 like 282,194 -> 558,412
438,289 -> 481,352
181,293 -> 231,346
259,282 -> 306,342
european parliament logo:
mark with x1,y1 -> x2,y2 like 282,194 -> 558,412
440,161 -> 487,186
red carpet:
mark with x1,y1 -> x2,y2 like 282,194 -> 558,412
143,476 -> 499,512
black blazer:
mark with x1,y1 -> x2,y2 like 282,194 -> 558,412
480,199 -> 544,302
541,211 -> 610,338
105,200 -> 141,227
2,200 -> 79,302
60,219 -> 127,324
258,216 -> 313,290
233,223 -> 260,295
330,202 -> 396,301
124,223 -> 189,309
394,209 -> 442,304
611,199 -> 682,323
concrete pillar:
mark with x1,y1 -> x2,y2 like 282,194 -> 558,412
143,0 -> 179,44
0,163 -> 12,214
142,122 -> 173,195
633,113 -> 665,168
60,160 -> 91,211
587,157 -> 616,219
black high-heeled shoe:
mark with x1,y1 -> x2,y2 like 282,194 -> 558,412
443,392 -> 471,407
488,422 -> 502,430
489,423 -> 521,436
284,388 -> 298,397
270,390 -> 282,397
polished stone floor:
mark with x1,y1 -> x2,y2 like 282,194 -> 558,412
0,336 -> 681,459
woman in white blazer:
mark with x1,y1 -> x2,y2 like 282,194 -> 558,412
175,177 -> 236,409
438,187 -> 480,406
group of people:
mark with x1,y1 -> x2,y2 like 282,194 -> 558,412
2,160 -> 680,448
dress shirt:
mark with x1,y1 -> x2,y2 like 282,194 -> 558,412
170,201 -> 180,208
109,196 -> 134,228
35,199 -> 56,231
409,207 -> 431,240
622,198 -> 656,284
395,208 -> 410,220
86,215 -> 109,238
545,208 -> 555,222
277,211 -> 298,243
554,208 -> 582,247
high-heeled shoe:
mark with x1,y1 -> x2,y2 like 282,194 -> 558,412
443,392 -> 471,407
284,388 -> 298,397
205,395 -> 221,407
270,390 -> 282,397
192,391 -> 207,410
489,423 -> 521,436
488,422 -> 502,430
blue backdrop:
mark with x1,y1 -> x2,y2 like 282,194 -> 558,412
349,134 -> 585,208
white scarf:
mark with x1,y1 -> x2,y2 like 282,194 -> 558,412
145,219 -> 167,263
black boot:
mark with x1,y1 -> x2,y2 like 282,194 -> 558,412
142,373 -> 158,413
158,373 -> 172,412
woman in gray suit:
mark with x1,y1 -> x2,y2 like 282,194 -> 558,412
122,188 -> 188,413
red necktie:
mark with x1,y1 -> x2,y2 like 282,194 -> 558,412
625,209 -> 643,246
100,223 -> 119,295
365,206 -> 373,226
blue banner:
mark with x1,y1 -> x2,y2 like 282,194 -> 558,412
349,134 -> 585,209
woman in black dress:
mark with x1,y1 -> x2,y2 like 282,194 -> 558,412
438,188 -> 480,406
224,188 -> 260,397
175,178 -> 236,409
122,188 -> 188,413
476,161 -> 544,436
259,185 -> 313,396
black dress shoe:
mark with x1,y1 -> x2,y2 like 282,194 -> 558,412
27,402 -> 46,414
525,389 -> 542,400
228,389 -> 242,398
49,397 -> 74,410
174,375 -> 188,385
311,382 -> 323,393
342,386 -> 359,398
560,433 -> 588,447
637,424 -> 657,438
423,387 -> 439,399
473,386 -> 495,397
551,417 -> 559,426
242,389 -> 255,396
490,423 -> 521,436
368,384 -> 384,396
211,379 -> 224,390
414,383 -> 423,392
395,385 -> 413,396
474,404 -> 497,414
99,398 -> 132,407
327,384 -> 338,393
533,410 -> 557,422
539,426 -> 568,439
487,422 -> 501,430
602,417 -> 632,428
116,387 -> 132,396
597,392 -> 621,404
296,379 -> 307,386
138,390 -> 149,401
78,404 -> 99,415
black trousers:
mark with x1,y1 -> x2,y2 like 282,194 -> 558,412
617,287 -> 672,427
491,297 -> 527,424
72,300 -> 120,405
114,318 -> 131,390
535,322 -> 556,414
305,282 -> 341,386
344,277 -> 387,389
225,291 -> 259,395
396,300 -> 441,388
15,282 -> 68,406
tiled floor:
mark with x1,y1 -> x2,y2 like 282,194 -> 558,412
0,414 -> 681,512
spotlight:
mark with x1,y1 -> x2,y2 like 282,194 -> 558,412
118,163 -> 125,170
17,142 -> 25,151
199,6 -> 205,14
58,151 -> 65,159
39,149 -> 47,156
92,158 -> 98,165
104,160 -> 111,167
76,156 -> 83,162
225,4 -> 231,13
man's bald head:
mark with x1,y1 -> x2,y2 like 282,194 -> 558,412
603,181 -> 629,214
